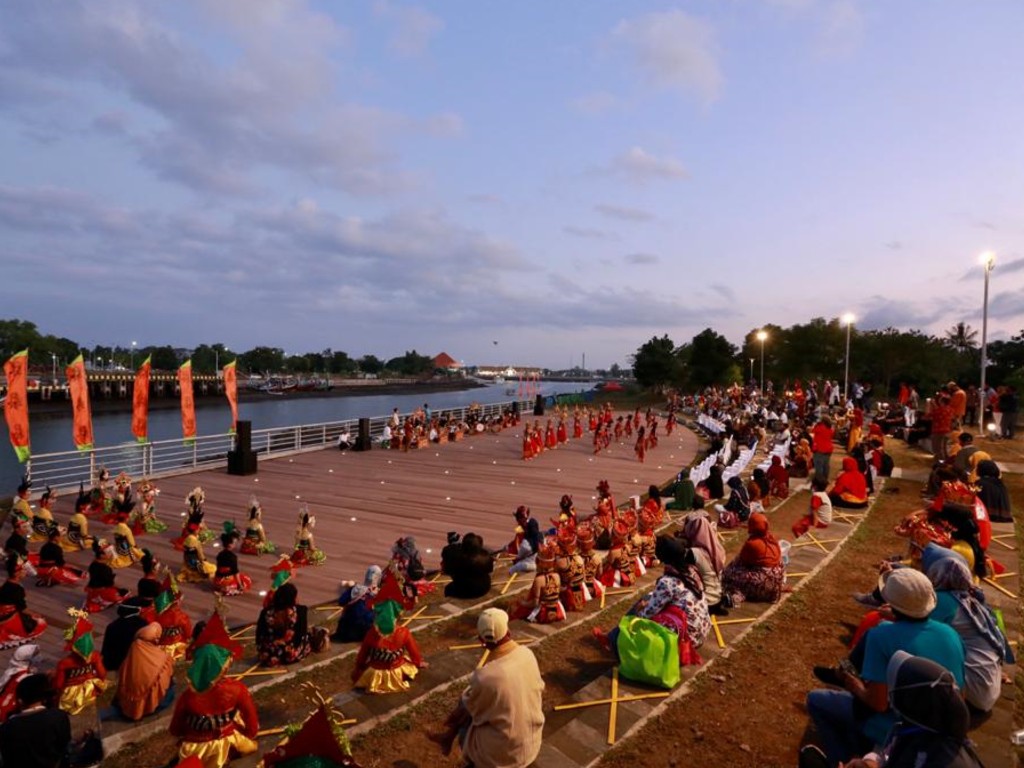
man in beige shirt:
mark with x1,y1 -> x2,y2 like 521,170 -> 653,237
431,608 -> 545,768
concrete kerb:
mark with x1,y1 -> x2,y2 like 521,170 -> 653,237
583,486 -> 881,768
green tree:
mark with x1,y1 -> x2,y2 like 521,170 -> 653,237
385,350 -> 433,376
944,322 -> 979,353
146,346 -> 180,371
687,329 -> 737,387
239,347 -> 285,374
359,355 -> 384,375
330,350 -> 357,374
632,335 -> 680,389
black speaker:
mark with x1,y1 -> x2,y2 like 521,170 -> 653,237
227,420 -> 258,475
354,417 -> 372,451
533,394 -> 545,416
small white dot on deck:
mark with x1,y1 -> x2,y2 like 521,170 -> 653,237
444,470 -> 449,475
588,458 -> 593,462
180,512 -> 186,516
557,469 -> 561,472
329,469 -> 334,473
492,461 -> 497,465
511,481 -> 516,485
295,495 -> 301,499
258,590 -> 267,597
446,497 -> 451,501
388,460 -> 392,465
213,542 -> 220,548
435,453 -> 439,456
380,481 -> 385,484
289,459 -> 293,463
658,466 -> 662,469
633,479 -> 638,483
350,517 -> 357,522
426,548 -> 433,554
254,479 -> 259,482
591,496 -> 596,500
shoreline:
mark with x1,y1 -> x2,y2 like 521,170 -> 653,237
23,378 -> 490,421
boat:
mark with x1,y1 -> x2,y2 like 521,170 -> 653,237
493,376 -> 505,384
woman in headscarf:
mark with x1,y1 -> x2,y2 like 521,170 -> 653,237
676,513 -> 726,614
351,598 -> 427,694
926,554 -> 1011,713
592,535 -> 708,664
0,643 -> 41,723
721,513 -> 784,606
791,438 -> 812,478
715,476 -> 750,527
700,463 -> 725,500
880,651 -> 984,768
967,449 -> 992,485
828,457 -> 869,509
255,582 -> 327,667
766,455 -> 790,499
974,459 -> 1012,523
332,566 -> 382,643
115,622 -> 175,721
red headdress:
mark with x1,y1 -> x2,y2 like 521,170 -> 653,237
638,505 -> 658,534
263,704 -> 357,767
611,519 -> 630,546
576,522 -> 595,552
189,609 -> 244,661
621,509 -> 638,535
536,540 -> 558,570
556,525 -> 578,555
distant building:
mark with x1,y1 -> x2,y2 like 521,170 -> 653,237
433,352 -> 462,371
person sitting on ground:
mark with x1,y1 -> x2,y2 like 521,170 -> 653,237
443,532 -> 494,600
925,553 -> 1011,714
0,673 -> 72,768
800,652 -> 984,768
766,455 -> 790,499
54,611 -> 107,715
0,555 -> 47,649
593,534 -> 709,663
430,608 -> 544,768
805,568 -> 966,766
336,428 -> 352,450
212,525 -> 253,596
715,475 -> 751,527
155,577 -> 192,661
508,507 -> 542,575
792,476 -> 833,538
721,513 -> 785,607
101,598 -> 151,672
332,566 -> 381,644
0,644 -> 42,724
974,459 -> 1012,523
114,621 -> 175,721
698,463 -> 726,500
256,582 -> 327,667
675,513 -> 727,615
351,594 -> 427,694
510,541 -> 566,623
35,525 -> 86,587
746,479 -> 766,517
791,437 -> 812,478
828,456 -> 870,509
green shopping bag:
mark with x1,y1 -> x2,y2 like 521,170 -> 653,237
616,616 -> 680,689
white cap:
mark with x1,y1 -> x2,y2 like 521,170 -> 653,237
477,607 -> 509,644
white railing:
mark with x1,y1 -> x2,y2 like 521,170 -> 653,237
26,399 -> 534,492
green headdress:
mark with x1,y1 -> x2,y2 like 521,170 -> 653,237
63,608 -> 94,659
372,600 -> 402,636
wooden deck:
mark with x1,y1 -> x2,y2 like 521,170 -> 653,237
8,417 -> 699,662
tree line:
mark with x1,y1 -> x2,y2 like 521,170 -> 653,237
632,317 -> 1024,398
0,319 -> 439,377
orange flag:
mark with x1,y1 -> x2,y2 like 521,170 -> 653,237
179,359 -> 196,444
66,354 -> 94,451
223,359 -> 238,434
132,356 -> 151,443
3,349 -> 30,462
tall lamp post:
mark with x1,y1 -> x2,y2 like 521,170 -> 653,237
842,313 -> 855,403
756,330 -> 767,393
51,353 -> 57,383
130,340 -> 137,369
749,357 -> 755,384
979,251 -> 995,431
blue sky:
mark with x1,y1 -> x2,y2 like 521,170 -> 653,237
2,1 -> 1022,369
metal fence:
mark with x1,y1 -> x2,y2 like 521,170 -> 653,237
25,399 -> 534,492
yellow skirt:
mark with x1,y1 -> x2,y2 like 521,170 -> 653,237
354,661 -> 419,694
110,547 -> 144,569
178,730 -> 259,768
160,641 -> 188,661
178,562 -> 216,582
59,678 -> 107,715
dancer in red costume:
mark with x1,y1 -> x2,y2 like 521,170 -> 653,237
0,555 -> 48,649
635,426 -> 646,463
556,418 -> 568,445
54,609 -> 107,714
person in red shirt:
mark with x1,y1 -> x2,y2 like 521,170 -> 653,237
811,416 -> 835,481
828,457 -> 869,509
930,392 -> 954,461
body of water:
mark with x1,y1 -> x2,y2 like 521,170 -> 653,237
1,381 -> 595,492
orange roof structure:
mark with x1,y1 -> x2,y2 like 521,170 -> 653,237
433,352 -> 461,369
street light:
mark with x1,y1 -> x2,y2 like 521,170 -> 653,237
842,313 -> 856,403
979,251 -> 996,431
131,340 -> 137,370
51,353 -> 57,383
749,357 -> 755,383
756,330 -> 767,393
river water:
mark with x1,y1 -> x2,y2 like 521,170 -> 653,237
1,381 -> 594,492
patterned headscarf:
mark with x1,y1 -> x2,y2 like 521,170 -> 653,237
926,557 -> 1008,661
681,513 -> 726,573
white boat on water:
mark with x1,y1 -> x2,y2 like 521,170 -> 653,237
493,376 -> 505,384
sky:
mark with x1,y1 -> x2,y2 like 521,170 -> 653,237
2,1 -> 1023,370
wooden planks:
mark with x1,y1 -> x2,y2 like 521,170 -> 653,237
5,418 -> 698,664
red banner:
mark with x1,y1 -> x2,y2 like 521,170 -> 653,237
66,354 -> 93,451
3,349 -> 30,462
132,356 -> 151,443
179,359 -> 196,444
223,360 -> 238,433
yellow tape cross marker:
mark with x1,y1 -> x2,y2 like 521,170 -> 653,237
257,719 -> 357,738
229,624 -> 255,639
400,606 -> 444,627
229,663 -> 288,682
989,533 -> 1018,551
599,587 -> 635,610
786,572 -> 810,579
709,615 -> 757,649
982,576 -> 1018,600
448,638 -> 536,651
552,667 -> 670,745
500,573 -> 518,595
313,605 -> 344,622
791,535 -> 842,554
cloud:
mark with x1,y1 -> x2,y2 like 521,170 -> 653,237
709,283 -> 735,302
957,255 -> 1024,282
563,225 -> 618,241
571,91 -> 618,115
604,146 -> 688,183
467,193 -> 505,205
612,10 -> 722,101
625,253 -> 659,265
594,203 -> 655,222
0,3 -> 454,197
855,294 -> 959,331
373,1 -> 444,57
987,287 -> 1024,321
885,240 -> 903,251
